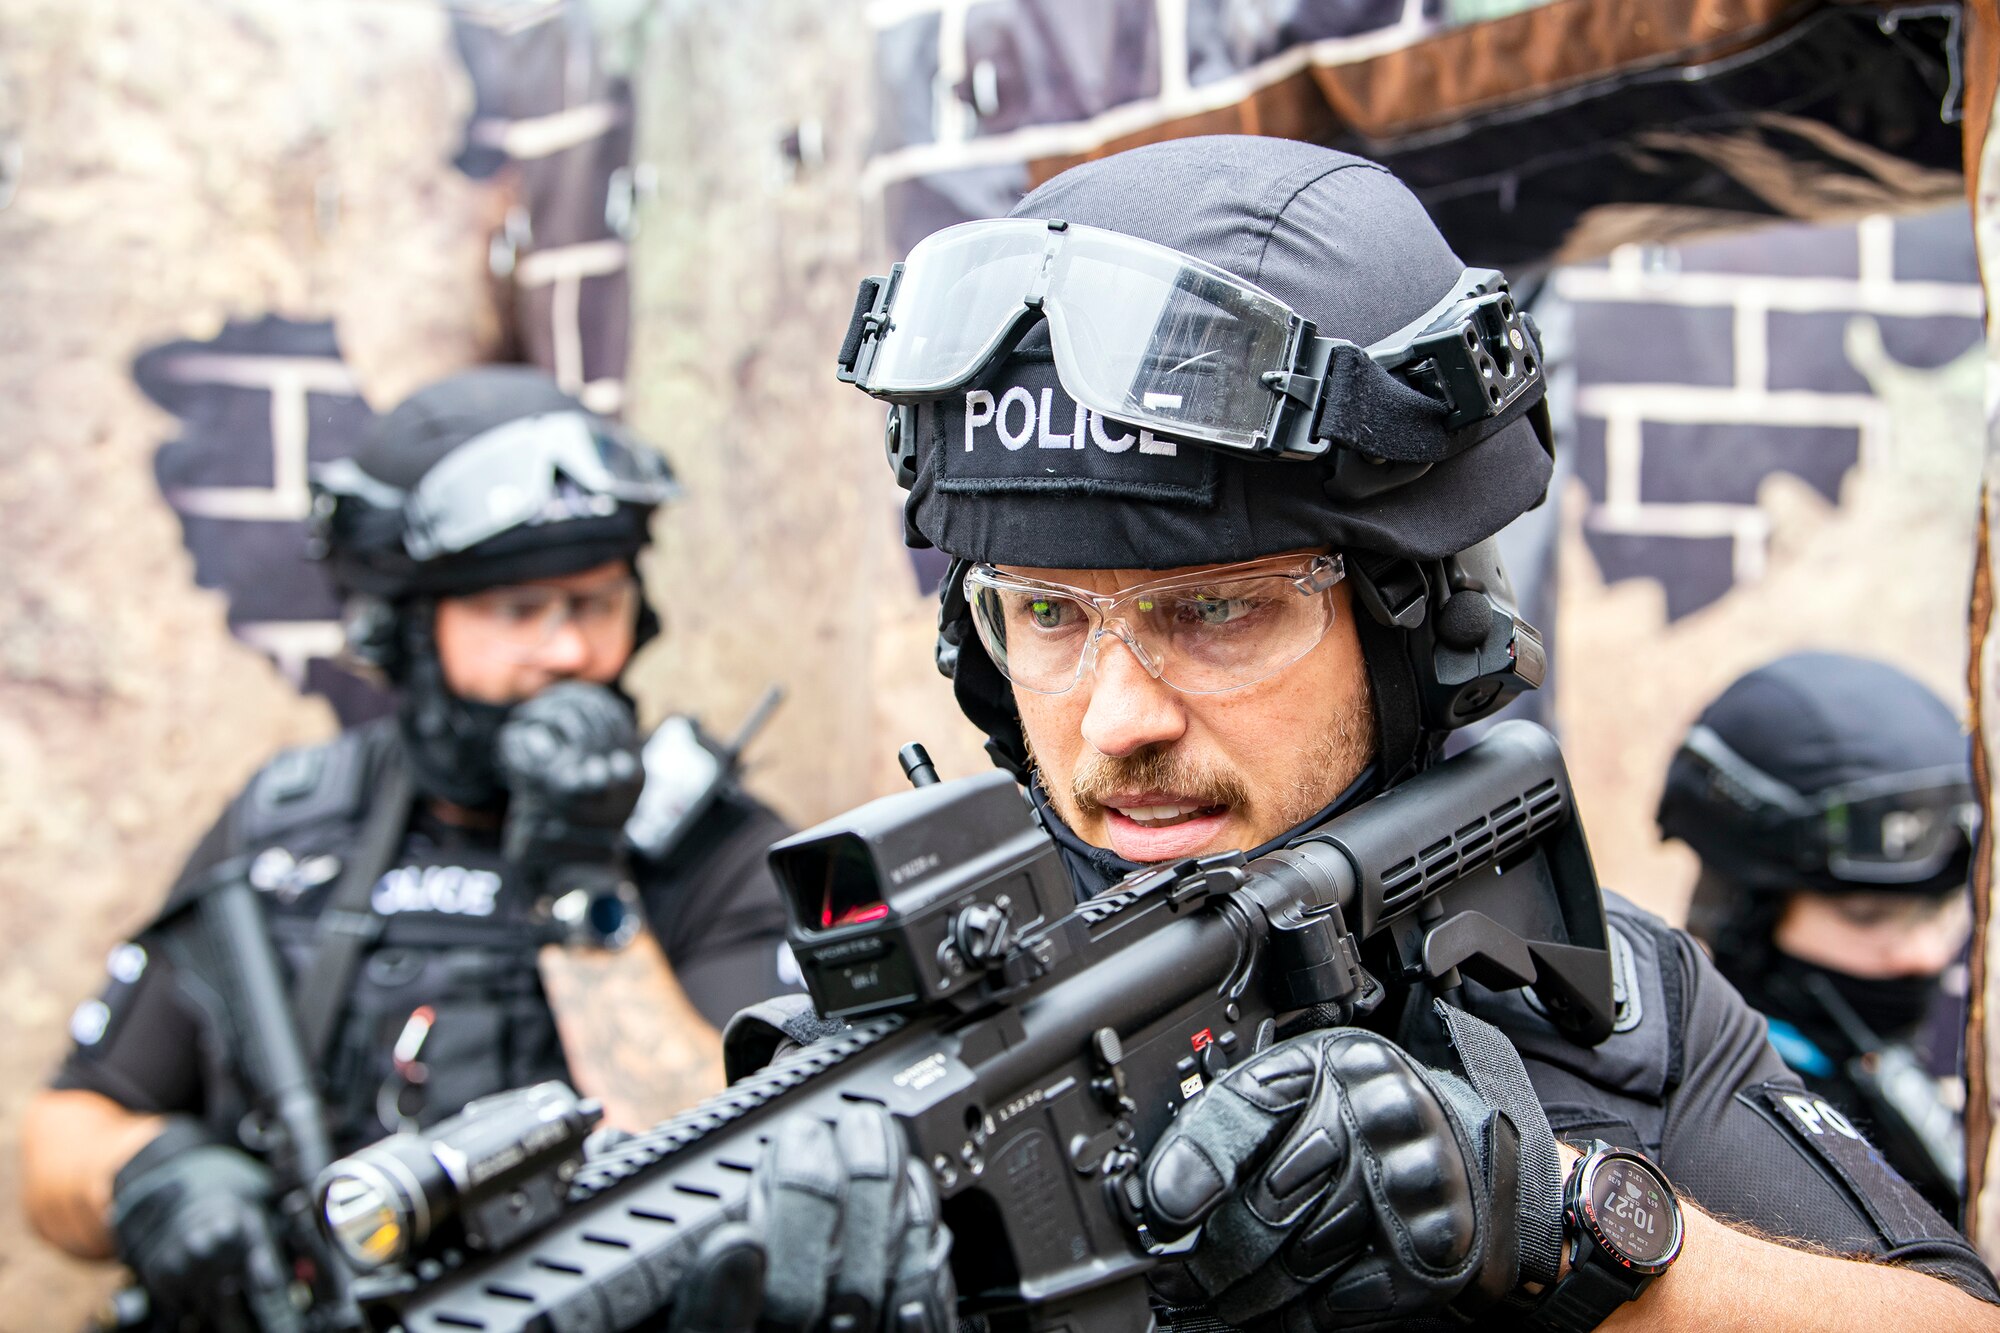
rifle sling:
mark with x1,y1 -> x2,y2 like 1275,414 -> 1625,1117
296,752 -> 415,1069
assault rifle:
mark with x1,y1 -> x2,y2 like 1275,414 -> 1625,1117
319,719 -> 1615,1333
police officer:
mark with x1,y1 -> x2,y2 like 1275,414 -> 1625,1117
1662,651 -> 1978,1219
21,368 -> 797,1327
659,138 -> 2000,1330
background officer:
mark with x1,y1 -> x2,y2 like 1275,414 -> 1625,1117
658,137 -> 1999,1330
1662,651 -> 1978,1217
20,367 -> 796,1328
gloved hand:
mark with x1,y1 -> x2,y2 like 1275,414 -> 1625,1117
1142,1027 -> 1537,1332
668,1106 -> 956,1333
496,681 -> 646,875
112,1124 -> 295,1331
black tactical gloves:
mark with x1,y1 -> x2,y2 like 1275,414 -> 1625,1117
1142,1026 -> 1542,1332
496,681 -> 646,882
669,1106 -> 956,1333
112,1121 -> 297,1331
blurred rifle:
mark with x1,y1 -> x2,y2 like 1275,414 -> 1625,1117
101,868 -> 363,1332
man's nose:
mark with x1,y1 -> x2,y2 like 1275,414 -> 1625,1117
1079,631 -> 1186,759
533,613 -> 593,674
1881,918 -> 1964,978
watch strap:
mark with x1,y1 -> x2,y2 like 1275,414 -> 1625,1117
1532,1254 -> 1646,1333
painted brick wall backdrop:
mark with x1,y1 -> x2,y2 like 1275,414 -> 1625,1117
1549,208 -> 1986,921
1562,211 -> 1982,620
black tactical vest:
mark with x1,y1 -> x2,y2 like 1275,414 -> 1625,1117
165,719 -> 570,1154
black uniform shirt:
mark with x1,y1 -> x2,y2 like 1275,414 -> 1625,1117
53,719 -> 798,1154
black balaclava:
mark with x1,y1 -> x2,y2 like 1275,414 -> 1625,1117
888,137 -> 1555,857
1663,652 -> 1974,1051
320,367 -> 664,808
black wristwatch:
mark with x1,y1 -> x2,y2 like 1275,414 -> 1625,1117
1529,1140 -> 1684,1331
542,876 -> 644,951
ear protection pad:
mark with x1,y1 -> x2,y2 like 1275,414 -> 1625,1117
341,595 -> 407,680
1348,542 -> 1545,737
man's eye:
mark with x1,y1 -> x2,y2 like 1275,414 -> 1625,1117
1176,594 -> 1257,627
495,599 -> 544,624
1027,598 -> 1064,629
1833,898 -> 1899,928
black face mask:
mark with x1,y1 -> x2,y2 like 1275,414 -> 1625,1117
397,642 -> 513,809
1768,953 -> 1943,1049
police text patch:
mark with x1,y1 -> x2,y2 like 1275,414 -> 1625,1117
371,864 -> 502,918
934,365 -> 1218,507
1745,1080 -> 1948,1245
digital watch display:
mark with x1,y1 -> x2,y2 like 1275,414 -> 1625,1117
1530,1141 -> 1683,1331
1577,1150 -> 1681,1271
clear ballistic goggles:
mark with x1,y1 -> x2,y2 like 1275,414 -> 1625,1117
1680,725 -> 1978,885
965,553 -> 1346,696
313,411 -> 679,562
837,218 -> 1542,460
459,574 -> 643,662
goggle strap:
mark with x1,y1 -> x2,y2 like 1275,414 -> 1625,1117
312,457 -> 408,510
1308,342 -> 1467,463
1680,726 -> 1816,822
1679,726 -> 1978,876
1303,292 -> 1547,463
837,272 -> 895,382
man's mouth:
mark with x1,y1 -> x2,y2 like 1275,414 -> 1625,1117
1095,793 -> 1234,861
1110,801 -> 1226,828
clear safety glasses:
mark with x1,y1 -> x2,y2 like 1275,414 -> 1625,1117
838,217 -> 1540,460
459,575 -> 642,663
964,553 -> 1345,696
1681,725 -> 1978,884
314,411 -> 680,562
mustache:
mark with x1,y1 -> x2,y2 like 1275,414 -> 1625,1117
1070,744 -> 1250,814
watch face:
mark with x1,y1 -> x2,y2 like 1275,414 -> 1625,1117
1585,1155 -> 1678,1266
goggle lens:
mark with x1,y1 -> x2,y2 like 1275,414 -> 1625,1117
868,223 -> 1050,392
1048,237 -> 1295,451
1823,786 -> 1979,882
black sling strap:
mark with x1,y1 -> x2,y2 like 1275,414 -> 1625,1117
294,749 -> 415,1069
1434,999 -> 1566,1288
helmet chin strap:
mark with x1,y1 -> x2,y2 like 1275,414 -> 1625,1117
1351,597 -> 1432,788
395,605 -> 514,809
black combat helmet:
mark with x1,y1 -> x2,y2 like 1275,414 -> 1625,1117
838,135 -> 1555,786
309,366 -> 678,805
1661,652 -> 1977,904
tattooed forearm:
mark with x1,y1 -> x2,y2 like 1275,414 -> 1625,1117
538,929 -> 726,1131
